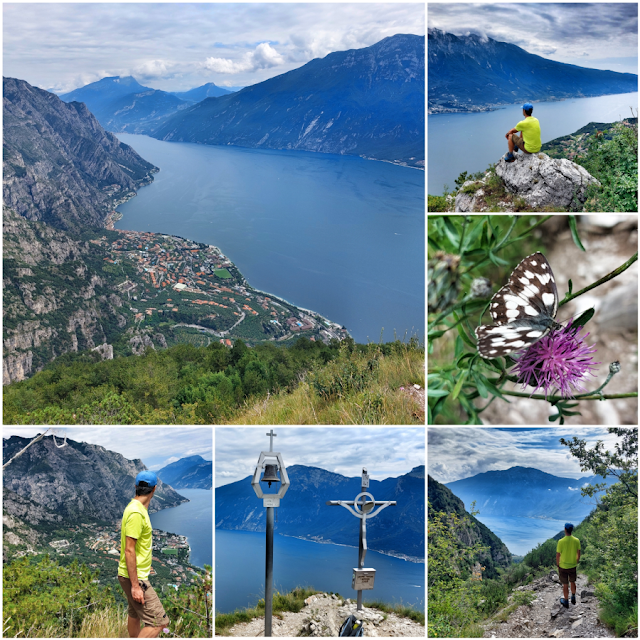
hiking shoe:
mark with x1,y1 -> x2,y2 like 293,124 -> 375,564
571,595 -> 576,605
503,152 -> 516,163
560,598 -> 569,609
513,144 -> 519,153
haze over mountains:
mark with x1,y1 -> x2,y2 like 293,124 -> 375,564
428,28 -> 638,113
157,455 -> 212,490
216,464 -> 425,560
445,466 -> 617,520
57,34 -> 424,167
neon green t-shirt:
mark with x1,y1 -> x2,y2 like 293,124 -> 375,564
557,534 -> 581,569
118,499 -> 153,580
515,116 -> 542,153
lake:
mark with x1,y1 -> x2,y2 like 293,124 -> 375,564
150,489 -> 212,569
215,529 -> 424,614
475,515 -> 570,556
115,135 -> 425,344
428,92 -> 639,195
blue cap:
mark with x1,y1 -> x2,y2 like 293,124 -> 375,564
136,470 -> 158,487
564,522 -> 574,530
522,102 -> 534,111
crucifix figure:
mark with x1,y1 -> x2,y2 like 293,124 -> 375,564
326,467 -> 397,611
266,429 -> 277,452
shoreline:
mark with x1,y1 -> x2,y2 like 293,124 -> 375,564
270,532 -> 425,564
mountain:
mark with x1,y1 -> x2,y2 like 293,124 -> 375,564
3,77 -> 158,231
157,455 -> 212,489
150,34 -> 425,168
428,29 -> 638,113
169,82 -> 234,102
2,435 -> 188,521
428,475 -> 511,578
216,464 -> 425,560
445,466 -> 616,520
60,75 -> 191,133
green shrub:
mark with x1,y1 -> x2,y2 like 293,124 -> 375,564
428,195 -> 448,212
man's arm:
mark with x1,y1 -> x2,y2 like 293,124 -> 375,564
577,550 -> 581,562
556,552 -> 561,567
505,127 -> 519,138
125,535 -> 145,604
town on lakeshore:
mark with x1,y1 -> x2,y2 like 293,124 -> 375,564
93,227 -> 349,346
22,521 -> 202,593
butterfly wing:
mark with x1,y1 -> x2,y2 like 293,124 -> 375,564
476,252 -> 559,359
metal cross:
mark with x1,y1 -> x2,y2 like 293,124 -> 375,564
266,429 -> 277,452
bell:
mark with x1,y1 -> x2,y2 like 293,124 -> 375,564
261,464 -> 280,488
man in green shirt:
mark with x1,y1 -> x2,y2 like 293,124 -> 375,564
556,522 -> 581,608
118,471 -> 169,638
503,102 -> 542,163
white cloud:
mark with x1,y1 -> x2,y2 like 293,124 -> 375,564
203,42 -> 284,74
132,59 -> 181,81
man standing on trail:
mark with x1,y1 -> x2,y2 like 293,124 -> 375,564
556,522 -> 581,608
118,471 -> 170,638
503,102 -> 542,163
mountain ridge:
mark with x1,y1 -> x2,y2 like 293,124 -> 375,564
428,28 -> 638,114
157,455 -> 212,489
216,464 -> 424,560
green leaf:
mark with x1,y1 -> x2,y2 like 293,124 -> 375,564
428,329 -> 446,339
427,373 -> 442,383
451,371 -> 468,400
488,251 -> 510,267
442,217 -> 460,248
569,215 -> 586,252
474,373 -> 489,398
454,335 -> 464,360
567,279 -> 573,295
482,377 -> 509,401
549,413 -> 562,422
462,220 -> 484,252
456,352 -> 475,369
456,322 -> 476,349
573,307 -> 595,329
428,388 -> 450,398
427,236 -> 442,252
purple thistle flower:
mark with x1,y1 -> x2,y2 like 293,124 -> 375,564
512,320 -> 600,399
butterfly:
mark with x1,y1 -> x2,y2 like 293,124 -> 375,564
475,252 -> 561,359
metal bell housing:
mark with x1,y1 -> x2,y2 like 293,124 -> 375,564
261,464 -> 281,487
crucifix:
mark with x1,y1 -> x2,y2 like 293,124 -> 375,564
266,429 -> 276,452
326,467 -> 396,611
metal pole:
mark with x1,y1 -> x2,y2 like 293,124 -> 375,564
357,470 -> 367,612
265,506 -> 274,637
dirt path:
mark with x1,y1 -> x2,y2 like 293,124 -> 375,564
223,593 -> 424,637
483,572 -> 614,638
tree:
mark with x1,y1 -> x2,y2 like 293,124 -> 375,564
559,428 -> 637,505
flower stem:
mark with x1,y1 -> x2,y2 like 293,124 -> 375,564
498,390 -> 637,401
573,366 -> 618,399
559,252 -> 638,307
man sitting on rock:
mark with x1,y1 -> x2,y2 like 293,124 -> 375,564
503,102 -> 542,163
556,522 -> 581,608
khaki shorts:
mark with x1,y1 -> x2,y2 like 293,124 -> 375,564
511,132 -> 532,154
118,576 -> 170,628
558,566 -> 577,585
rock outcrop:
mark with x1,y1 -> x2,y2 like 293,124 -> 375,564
3,76 -> 158,231
495,152 -> 599,211
225,593 -> 424,637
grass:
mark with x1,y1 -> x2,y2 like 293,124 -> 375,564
229,343 -> 425,424
214,268 -> 232,278
363,600 -> 425,625
489,590 -> 536,624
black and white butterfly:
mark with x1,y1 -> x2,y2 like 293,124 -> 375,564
476,252 -> 561,359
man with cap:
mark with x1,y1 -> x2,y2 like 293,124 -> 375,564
503,103 -> 542,163
118,470 -> 170,638
556,522 -> 581,608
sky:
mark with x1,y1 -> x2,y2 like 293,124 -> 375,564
428,3 -> 638,74
2,427 -> 212,471
428,427 -> 629,483
215,427 -> 425,487
3,3 -> 425,94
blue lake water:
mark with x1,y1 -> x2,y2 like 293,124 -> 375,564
215,529 -> 424,614
428,92 -> 639,195
475,515 -> 570,556
149,489 -> 212,569
115,135 -> 425,343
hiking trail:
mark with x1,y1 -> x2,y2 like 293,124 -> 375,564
482,571 -> 614,638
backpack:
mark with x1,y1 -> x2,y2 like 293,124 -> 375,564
339,614 -> 364,637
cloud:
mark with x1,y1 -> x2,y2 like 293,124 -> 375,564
203,42 -> 284,74
132,59 -> 181,81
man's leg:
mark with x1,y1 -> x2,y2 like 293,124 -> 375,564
128,616 -> 141,638
507,135 -> 515,153
563,583 -> 569,600
138,625 -> 165,638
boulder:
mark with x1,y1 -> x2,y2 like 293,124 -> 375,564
495,152 -> 599,210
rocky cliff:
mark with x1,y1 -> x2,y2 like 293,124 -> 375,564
2,435 -> 188,522
428,475 -> 511,578
157,455 -> 212,490
3,76 -> 158,231
216,464 -> 424,560
150,34 -> 425,168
